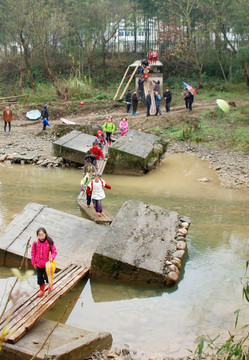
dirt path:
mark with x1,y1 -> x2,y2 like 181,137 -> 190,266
0,99 -> 248,189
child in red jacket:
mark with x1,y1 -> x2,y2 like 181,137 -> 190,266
89,141 -> 105,160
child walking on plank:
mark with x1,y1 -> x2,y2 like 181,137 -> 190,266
87,174 -> 111,216
31,227 -> 57,297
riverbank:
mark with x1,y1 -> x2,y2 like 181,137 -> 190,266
0,100 -> 248,189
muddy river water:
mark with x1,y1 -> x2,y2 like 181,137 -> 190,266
0,154 -> 249,358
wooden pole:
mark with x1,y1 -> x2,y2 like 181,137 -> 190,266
113,65 -> 130,100
119,64 -> 139,100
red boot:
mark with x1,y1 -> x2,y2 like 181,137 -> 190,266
38,284 -> 45,297
48,285 -> 53,293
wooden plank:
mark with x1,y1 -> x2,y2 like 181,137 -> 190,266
113,65 -> 130,100
96,158 -> 108,176
119,64 -> 139,100
5,266 -> 84,336
2,264 -> 89,343
0,264 -> 77,326
78,197 -> 113,224
7,266 -> 88,343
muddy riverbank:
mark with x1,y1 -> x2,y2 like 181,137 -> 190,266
0,108 -> 248,189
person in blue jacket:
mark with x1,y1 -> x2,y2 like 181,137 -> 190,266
155,91 -> 162,116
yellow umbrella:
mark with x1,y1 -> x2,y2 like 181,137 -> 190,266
45,253 -> 56,288
216,99 -> 230,113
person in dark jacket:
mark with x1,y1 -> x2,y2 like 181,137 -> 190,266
125,90 -> 132,113
153,80 -> 160,93
138,76 -> 145,100
163,88 -> 172,112
132,92 -> 138,116
145,91 -> 152,117
85,150 -> 97,167
186,91 -> 194,111
155,91 -> 162,116
41,104 -> 49,130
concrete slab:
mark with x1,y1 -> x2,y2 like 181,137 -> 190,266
0,318 -> 112,360
0,203 -> 109,270
52,130 -> 96,164
106,130 -> 169,175
91,200 -> 191,286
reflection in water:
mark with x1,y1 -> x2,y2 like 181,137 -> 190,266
0,155 -> 249,357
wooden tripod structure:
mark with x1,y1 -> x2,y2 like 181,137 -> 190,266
113,61 -> 140,100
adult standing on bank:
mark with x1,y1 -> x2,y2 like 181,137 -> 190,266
146,91 -> 152,117
164,88 -> 172,113
138,75 -> 145,100
132,92 -> 138,116
41,104 -> 49,131
125,90 -> 132,113
186,91 -> 194,111
3,104 -> 13,134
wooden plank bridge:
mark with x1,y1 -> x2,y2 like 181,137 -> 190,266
0,263 -> 89,344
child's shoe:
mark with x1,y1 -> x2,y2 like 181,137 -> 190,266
48,285 -> 53,293
96,212 -> 101,216
38,284 -> 45,297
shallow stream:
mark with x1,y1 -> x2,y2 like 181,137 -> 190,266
0,154 -> 249,358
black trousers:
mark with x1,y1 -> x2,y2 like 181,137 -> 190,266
37,266 -> 48,285
4,122 -> 11,132
106,132 -> 112,142
166,102 -> 171,112
189,102 -> 193,111
146,105 -> 151,116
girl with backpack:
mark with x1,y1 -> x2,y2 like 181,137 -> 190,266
31,227 -> 57,297
87,174 -> 111,216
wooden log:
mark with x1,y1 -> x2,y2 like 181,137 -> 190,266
113,65 -> 130,100
119,64 -> 139,100
0,94 -> 27,101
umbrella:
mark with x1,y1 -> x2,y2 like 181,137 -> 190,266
183,82 -> 197,96
216,99 -> 230,113
26,110 -> 41,120
45,259 -> 57,288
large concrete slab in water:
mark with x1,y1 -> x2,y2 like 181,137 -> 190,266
106,130 -> 169,175
0,318 -> 112,360
91,200 -> 191,286
52,130 -> 96,164
0,202 -> 108,270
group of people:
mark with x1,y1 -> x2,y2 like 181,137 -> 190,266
79,115 -> 129,216
125,90 -> 138,115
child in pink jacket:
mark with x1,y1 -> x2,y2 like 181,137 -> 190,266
31,227 -> 57,297
119,117 -> 128,136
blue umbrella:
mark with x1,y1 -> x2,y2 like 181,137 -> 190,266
26,110 -> 41,120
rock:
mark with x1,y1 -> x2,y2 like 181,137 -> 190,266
197,177 -> 212,182
166,271 -> 179,286
171,258 -> 181,269
178,228 -> 188,236
121,348 -> 130,356
181,222 -> 190,229
177,241 -> 187,250
0,155 -> 8,162
173,250 -> 185,260
168,264 -> 179,275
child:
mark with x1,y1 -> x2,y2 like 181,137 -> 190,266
96,129 -> 106,149
89,141 -> 105,160
87,174 -> 111,216
41,104 -> 49,131
103,116 -> 116,147
31,227 -> 57,297
143,66 -> 150,82
132,92 -> 138,116
85,150 -> 97,167
82,159 -> 95,176
80,170 -> 95,205
186,91 -> 194,111
119,117 -> 128,136
155,91 -> 162,116
125,90 -> 132,113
